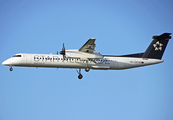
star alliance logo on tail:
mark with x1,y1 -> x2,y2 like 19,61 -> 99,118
153,41 -> 163,51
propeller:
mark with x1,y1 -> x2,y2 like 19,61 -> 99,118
60,43 -> 66,60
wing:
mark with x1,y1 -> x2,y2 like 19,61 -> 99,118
79,38 -> 96,53
65,38 -> 103,60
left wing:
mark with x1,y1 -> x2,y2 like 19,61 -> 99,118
65,38 -> 103,60
79,38 -> 96,53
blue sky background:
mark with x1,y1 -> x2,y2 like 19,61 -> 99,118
0,0 -> 173,120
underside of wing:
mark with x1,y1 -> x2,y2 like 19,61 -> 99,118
79,38 -> 96,53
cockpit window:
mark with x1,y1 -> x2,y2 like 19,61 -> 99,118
13,55 -> 22,57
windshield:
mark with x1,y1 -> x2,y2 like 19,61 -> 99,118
12,55 -> 21,57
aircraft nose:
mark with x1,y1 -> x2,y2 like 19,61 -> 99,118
2,59 -> 11,65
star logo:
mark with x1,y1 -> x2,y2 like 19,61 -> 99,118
153,41 -> 163,51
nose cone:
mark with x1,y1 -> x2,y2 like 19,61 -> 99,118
2,59 -> 11,66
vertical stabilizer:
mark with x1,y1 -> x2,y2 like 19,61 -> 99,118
142,33 -> 171,59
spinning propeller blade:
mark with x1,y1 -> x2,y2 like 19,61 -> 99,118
60,43 -> 66,60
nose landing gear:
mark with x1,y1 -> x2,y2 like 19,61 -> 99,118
10,66 -> 13,71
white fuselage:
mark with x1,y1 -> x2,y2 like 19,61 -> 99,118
2,53 -> 163,70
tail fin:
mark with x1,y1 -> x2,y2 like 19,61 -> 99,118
142,33 -> 171,59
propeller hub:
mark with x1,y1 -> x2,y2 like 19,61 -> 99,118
60,51 -> 65,55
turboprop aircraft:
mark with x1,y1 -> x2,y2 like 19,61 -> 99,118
2,33 -> 171,79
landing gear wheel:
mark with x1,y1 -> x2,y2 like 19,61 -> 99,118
76,68 -> 83,79
10,67 -> 13,71
85,67 -> 90,72
78,74 -> 83,79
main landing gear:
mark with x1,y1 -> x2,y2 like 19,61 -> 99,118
78,74 -> 83,79
85,67 -> 90,72
76,68 -> 83,79
76,67 -> 90,79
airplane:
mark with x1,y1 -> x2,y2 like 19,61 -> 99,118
2,33 -> 171,79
